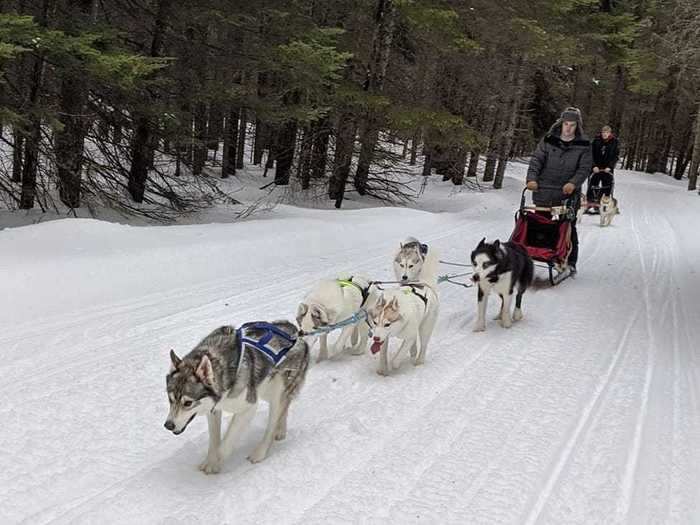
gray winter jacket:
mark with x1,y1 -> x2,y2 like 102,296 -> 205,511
526,123 -> 592,206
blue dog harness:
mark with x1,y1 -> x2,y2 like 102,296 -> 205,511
236,322 -> 297,366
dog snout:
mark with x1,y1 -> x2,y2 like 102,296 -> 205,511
471,274 -> 480,282
373,336 -> 381,342
164,420 -> 175,431
401,274 -> 408,281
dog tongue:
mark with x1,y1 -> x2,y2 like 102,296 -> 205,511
370,341 -> 382,354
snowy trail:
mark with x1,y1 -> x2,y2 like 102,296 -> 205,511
1,170 -> 698,524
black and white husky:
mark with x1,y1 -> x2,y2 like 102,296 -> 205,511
470,238 -> 534,332
164,323 -> 309,473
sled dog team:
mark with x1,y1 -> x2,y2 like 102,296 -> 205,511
164,236 -> 534,473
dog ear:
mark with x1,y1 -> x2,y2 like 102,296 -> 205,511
389,296 -> 400,310
169,349 -> 181,371
311,304 -> 331,325
195,355 -> 215,385
478,237 -> 486,248
493,239 -> 500,249
296,302 -> 308,319
324,307 -> 336,323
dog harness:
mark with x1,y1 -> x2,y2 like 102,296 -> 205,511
401,284 -> 429,309
236,322 -> 297,366
337,277 -> 371,306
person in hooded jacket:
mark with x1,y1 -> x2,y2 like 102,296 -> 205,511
587,124 -> 619,202
526,107 -> 592,274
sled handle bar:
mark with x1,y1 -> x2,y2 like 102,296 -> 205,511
520,187 -> 577,215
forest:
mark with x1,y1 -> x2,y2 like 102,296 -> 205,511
1,0 -> 699,220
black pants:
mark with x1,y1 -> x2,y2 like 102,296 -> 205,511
569,218 -> 579,266
587,171 -> 614,200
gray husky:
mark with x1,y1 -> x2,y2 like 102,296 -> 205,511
164,323 -> 309,473
393,237 -> 440,287
470,238 -> 534,331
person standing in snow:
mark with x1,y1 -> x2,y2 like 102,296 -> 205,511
587,124 -> 619,201
526,107 -> 592,274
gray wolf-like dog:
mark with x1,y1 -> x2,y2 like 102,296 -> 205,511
393,237 -> 440,287
599,194 -> 619,227
164,323 -> 309,473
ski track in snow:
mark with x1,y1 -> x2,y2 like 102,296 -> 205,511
1,171 -> 699,524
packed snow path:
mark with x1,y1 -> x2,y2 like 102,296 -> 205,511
1,169 -> 698,524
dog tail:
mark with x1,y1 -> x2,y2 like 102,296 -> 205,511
285,340 -> 310,399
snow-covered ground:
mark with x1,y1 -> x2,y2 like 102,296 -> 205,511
1,166 -> 698,524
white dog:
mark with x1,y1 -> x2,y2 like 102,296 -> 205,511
297,275 -> 377,362
368,284 -> 439,376
393,237 -> 440,288
599,194 -> 619,227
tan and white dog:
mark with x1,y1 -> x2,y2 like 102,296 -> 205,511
599,194 -> 619,227
368,284 -> 439,376
297,275 -> 378,362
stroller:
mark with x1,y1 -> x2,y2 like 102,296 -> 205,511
582,172 -> 615,214
509,188 -> 577,285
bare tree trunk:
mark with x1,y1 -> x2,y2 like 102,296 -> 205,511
207,103 -> 223,160
192,102 -> 207,175
609,66 -> 627,134
274,120 -> 297,185
448,147 -> 467,185
467,150 -> 480,177
354,0 -> 397,195
298,124 -> 314,189
311,118 -> 330,180
409,129 -> 420,165
18,0 -> 50,209
688,105 -> 700,191
54,1 -> 96,207
329,115 -> 356,207
495,59 -> 526,189
12,128 -> 23,183
236,108 -> 247,169
482,108 -> 501,182
221,107 -> 239,178
128,0 -> 172,202
253,119 -> 266,165
19,58 -> 44,209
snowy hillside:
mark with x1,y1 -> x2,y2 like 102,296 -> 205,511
1,167 -> 698,524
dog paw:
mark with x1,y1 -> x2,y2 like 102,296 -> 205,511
350,346 -> 365,356
513,310 -> 523,321
199,458 -> 221,474
413,357 -> 425,366
247,447 -> 269,464
499,318 -> 512,329
473,323 -> 486,333
376,368 -> 389,377
274,430 -> 286,441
